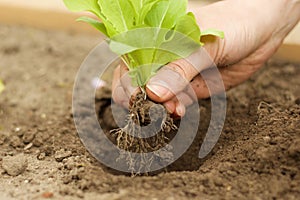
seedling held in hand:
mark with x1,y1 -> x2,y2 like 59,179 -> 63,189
64,0 -> 224,173
63,0 -> 224,87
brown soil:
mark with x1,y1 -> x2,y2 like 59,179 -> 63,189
0,25 -> 299,200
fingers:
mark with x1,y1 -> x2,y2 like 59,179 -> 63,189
166,62 -> 263,116
112,53 -> 263,117
146,48 -> 215,103
111,63 -> 139,108
112,56 -> 263,117
112,58 -> 202,115
112,49 -> 218,114
111,65 -> 129,108
146,63 -> 190,103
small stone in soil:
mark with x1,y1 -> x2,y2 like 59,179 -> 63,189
2,154 -> 28,176
9,135 -> 23,148
287,139 -> 300,159
37,152 -> 46,160
0,132 -> 9,145
57,163 -> 64,170
24,143 -> 33,150
62,175 -> 73,184
263,136 -> 271,143
41,146 -> 54,156
55,149 -> 72,162
22,130 -> 36,144
295,98 -> 300,105
32,132 -> 50,147
64,158 -> 75,170
14,127 -> 21,133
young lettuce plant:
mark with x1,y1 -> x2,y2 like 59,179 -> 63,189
64,0 -> 224,172
63,0 -> 224,87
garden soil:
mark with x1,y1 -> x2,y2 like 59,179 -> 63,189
0,25 -> 299,200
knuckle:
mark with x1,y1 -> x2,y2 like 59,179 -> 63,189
168,59 -> 196,81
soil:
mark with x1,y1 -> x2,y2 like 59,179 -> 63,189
0,25 -> 299,200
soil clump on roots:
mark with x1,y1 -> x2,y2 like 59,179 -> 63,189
97,90 -> 178,174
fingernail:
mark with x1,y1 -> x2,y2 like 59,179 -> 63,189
176,103 -> 186,117
147,84 -> 171,99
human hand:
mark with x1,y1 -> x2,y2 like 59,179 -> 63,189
112,0 -> 300,116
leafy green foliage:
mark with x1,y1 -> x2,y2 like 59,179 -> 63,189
0,79 -> 4,94
63,0 -> 224,86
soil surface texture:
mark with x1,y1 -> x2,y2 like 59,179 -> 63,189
0,25 -> 299,200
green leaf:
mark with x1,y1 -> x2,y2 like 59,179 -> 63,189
128,0 -> 154,15
128,63 -> 159,86
128,49 -> 156,68
156,32 -> 201,64
63,0 -> 101,17
98,0 -> 135,33
77,17 -> 108,36
0,80 -> 4,94
201,28 -> 225,39
174,12 -> 201,43
145,1 -> 168,28
101,20 -> 118,37
63,0 -> 119,36
64,0 -> 224,87
109,28 -> 168,56
128,0 -> 160,24
110,28 -> 200,85
145,0 -> 187,29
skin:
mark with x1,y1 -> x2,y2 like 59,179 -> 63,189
112,0 -> 300,116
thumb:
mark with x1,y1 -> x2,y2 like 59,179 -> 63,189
146,48 -> 214,103
146,65 -> 189,103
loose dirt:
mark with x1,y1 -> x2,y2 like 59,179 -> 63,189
0,25 -> 299,200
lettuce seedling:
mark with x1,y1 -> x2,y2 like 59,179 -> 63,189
65,0 -> 224,172
63,0 -> 224,87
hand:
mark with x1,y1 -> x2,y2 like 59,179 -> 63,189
112,0 -> 300,116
